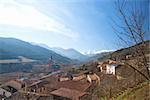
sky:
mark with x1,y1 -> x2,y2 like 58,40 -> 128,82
0,0 -> 148,54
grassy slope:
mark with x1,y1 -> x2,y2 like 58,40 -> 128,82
114,82 -> 150,100
99,82 -> 150,100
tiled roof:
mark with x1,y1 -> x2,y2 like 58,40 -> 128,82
45,80 -> 91,92
50,88 -> 86,100
101,60 -> 118,68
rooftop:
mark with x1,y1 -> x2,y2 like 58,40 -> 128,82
45,80 -> 91,92
50,88 -> 87,100
101,60 -> 118,67
1,86 -> 17,93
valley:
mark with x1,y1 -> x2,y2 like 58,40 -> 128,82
0,40 -> 149,100
0,0 -> 149,100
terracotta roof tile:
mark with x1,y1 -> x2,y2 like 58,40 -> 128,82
45,80 -> 91,92
50,88 -> 87,100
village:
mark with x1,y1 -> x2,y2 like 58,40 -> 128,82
0,0 -> 149,99
1,53 -> 147,100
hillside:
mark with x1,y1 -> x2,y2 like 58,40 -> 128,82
0,37 -> 72,64
77,40 -> 150,99
115,82 -> 149,100
97,40 -> 150,61
87,51 -> 112,61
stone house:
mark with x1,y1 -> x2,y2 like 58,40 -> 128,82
5,80 -> 25,90
0,86 -> 17,98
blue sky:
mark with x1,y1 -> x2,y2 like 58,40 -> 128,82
0,0 -> 148,53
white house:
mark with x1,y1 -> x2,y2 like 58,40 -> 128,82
106,64 -> 117,75
97,60 -> 118,75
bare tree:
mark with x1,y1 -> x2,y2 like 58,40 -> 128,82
112,0 -> 150,81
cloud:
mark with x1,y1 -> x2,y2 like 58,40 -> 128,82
82,49 -> 115,55
93,49 -> 115,54
0,0 -> 79,39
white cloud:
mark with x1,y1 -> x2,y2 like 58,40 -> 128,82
0,0 -> 79,39
93,49 -> 115,54
82,49 -> 115,55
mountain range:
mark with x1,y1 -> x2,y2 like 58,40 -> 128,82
33,43 -> 88,61
0,37 -> 72,64
32,43 -> 114,62
0,37 -> 113,65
